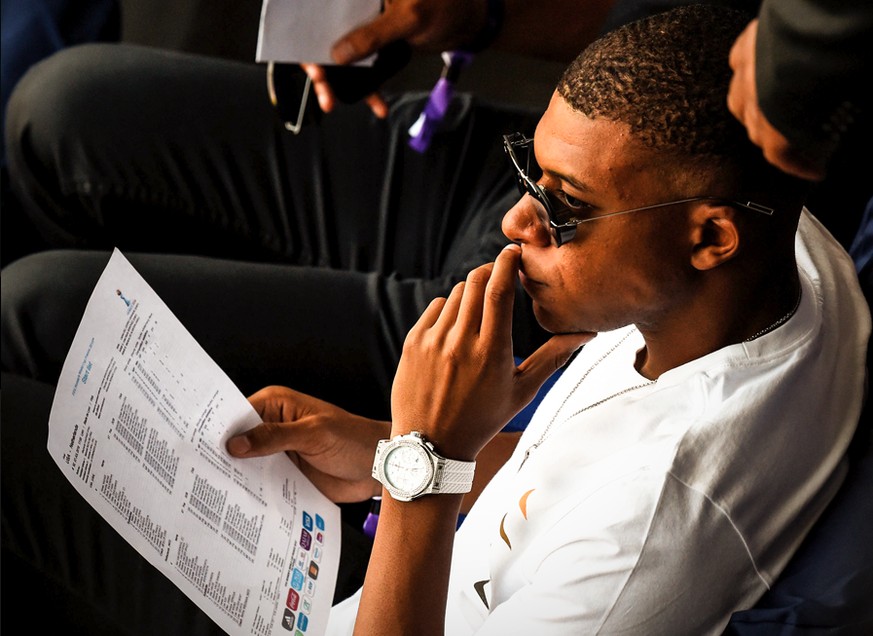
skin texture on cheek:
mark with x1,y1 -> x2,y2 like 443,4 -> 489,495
510,96 -> 699,336
531,216 -> 692,336
525,238 -> 622,334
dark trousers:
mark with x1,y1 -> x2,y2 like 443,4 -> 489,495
4,43 -> 541,273
2,43 -> 546,409
1,44 -> 545,633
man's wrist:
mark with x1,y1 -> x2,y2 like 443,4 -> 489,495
372,431 -> 476,501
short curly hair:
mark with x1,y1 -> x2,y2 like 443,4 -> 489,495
557,4 -> 751,159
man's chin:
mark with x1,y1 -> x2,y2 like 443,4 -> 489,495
533,306 -> 569,334
533,306 -> 598,336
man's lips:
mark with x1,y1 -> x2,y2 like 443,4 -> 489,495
517,266 -> 544,292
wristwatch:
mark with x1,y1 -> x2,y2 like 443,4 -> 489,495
372,431 -> 476,502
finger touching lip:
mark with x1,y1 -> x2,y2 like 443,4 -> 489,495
518,269 -> 545,297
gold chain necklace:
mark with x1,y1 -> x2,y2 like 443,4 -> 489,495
743,288 -> 802,342
518,330 -> 654,470
517,290 -> 802,471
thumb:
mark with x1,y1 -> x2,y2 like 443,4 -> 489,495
515,332 -> 596,398
226,420 -> 296,458
331,11 -> 415,65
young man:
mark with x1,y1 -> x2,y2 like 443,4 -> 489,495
0,5 -> 867,635
224,6 -> 869,634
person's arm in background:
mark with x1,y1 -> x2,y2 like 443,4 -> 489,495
304,0 -> 614,117
728,0 -> 873,181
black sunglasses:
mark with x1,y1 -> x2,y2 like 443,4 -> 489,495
503,133 -> 775,246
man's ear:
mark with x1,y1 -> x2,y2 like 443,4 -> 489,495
689,205 -> 740,271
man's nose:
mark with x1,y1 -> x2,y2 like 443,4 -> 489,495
502,195 -> 552,246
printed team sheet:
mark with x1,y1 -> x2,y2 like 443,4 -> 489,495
47,249 -> 341,636
256,0 -> 380,65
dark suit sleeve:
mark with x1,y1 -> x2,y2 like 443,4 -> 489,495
755,0 -> 873,162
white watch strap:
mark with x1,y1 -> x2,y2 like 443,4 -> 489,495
435,458 -> 476,494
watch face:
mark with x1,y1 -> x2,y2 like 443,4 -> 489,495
383,443 -> 433,496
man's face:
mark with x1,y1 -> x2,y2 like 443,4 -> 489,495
502,94 -> 698,335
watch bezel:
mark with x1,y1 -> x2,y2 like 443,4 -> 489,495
373,431 -> 475,502
381,439 -> 436,499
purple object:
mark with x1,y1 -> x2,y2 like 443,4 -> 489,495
408,51 -> 474,153
362,496 -> 381,538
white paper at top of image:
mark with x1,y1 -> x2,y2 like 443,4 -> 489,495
47,249 -> 341,636
256,0 -> 380,65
